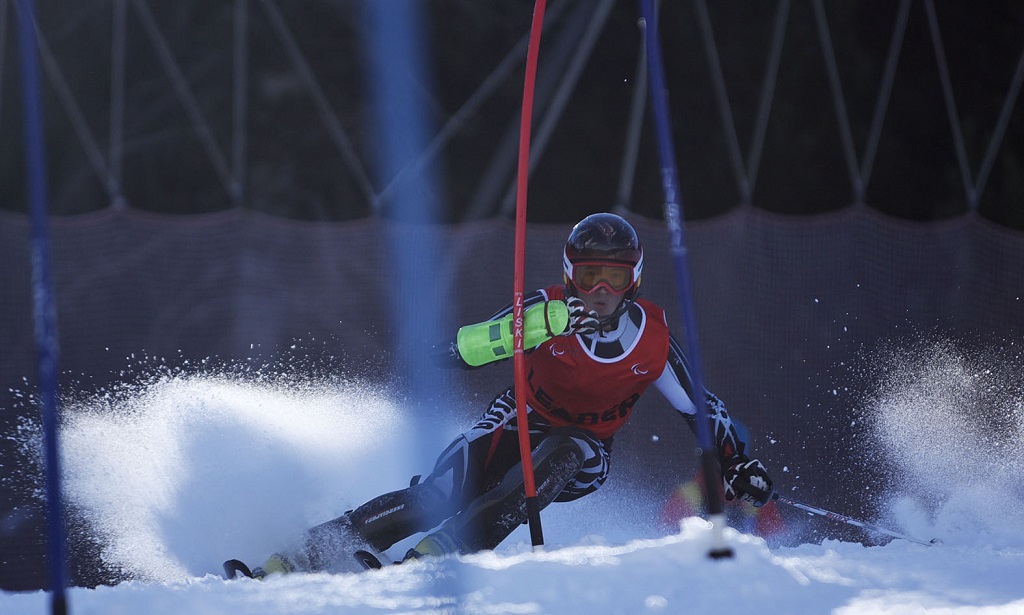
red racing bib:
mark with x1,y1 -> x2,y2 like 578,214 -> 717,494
524,286 -> 669,439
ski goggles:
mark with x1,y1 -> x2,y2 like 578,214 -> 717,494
570,261 -> 635,294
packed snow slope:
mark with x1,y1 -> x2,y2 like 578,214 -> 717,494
3,341 -> 1024,614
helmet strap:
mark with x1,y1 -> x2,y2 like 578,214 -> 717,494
564,284 -> 638,333
594,292 -> 638,332
598,294 -> 630,329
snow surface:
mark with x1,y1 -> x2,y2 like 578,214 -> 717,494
3,355 -> 1024,615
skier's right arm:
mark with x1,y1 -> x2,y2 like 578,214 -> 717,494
431,289 -> 554,369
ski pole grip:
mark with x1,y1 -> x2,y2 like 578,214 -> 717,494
456,300 -> 569,367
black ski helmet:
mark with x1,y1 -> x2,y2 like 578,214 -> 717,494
563,212 -> 643,305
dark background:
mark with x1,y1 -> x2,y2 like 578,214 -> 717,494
1,0 -> 1023,592
1,1 -> 1022,227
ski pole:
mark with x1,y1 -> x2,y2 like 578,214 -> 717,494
773,493 -> 939,546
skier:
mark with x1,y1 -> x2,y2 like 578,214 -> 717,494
249,212 -> 774,576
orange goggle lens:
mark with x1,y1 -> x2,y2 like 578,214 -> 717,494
572,263 -> 633,293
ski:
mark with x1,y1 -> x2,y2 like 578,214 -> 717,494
223,513 -> 390,579
222,548 -> 385,580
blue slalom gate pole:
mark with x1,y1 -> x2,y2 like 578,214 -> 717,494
16,0 -> 69,610
639,0 -> 732,558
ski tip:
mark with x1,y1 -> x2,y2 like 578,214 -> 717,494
223,558 -> 255,580
928,538 -> 942,545
354,549 -> 383,570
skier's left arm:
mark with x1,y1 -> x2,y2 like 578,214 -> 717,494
654,334 -> 775,507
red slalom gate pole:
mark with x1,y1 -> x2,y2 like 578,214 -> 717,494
512,0 -> 548,550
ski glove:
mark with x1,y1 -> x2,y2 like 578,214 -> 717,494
564,297 -> 600,336
723,458 -> 774,507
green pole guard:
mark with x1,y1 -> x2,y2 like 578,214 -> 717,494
456,300 -> 570,367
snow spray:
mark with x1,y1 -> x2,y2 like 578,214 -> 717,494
42,366 -> 434,583
859,337 -> 1024,547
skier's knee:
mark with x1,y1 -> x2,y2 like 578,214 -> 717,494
534,427 -> 596,466
531,428 -> 589,498
543,427 -> 609,503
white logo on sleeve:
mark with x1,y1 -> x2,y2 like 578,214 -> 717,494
631,363 -> 648,375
